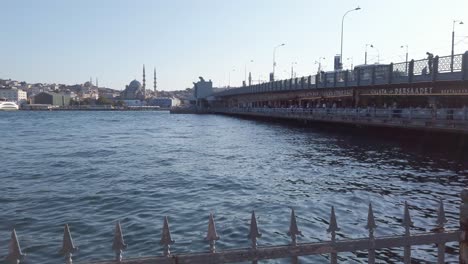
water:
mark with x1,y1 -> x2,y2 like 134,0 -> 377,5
0,111 -> 467,263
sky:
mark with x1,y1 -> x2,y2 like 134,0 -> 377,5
1,0 -> 468,91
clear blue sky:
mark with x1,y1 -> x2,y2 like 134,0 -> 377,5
1,0 -> 467,91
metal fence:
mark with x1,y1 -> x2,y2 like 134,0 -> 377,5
6,188 -> 468,264
439,54 -> 463,73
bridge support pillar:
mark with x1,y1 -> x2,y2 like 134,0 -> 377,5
463,51 -> 468,81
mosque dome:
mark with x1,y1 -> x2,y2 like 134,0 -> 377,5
129,80 -> 142,89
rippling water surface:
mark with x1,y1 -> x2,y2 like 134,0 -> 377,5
0,111 -> 467,263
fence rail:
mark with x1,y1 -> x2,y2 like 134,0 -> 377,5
5,189 -> 468,264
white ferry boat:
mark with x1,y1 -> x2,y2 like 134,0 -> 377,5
0,98 -> 19,111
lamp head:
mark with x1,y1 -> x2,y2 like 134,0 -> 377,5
355,6 -> 361,10
460,21 -> 464,25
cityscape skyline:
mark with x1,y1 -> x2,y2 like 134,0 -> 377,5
1,0 -> 468,91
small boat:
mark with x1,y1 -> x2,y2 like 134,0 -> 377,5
0,98 -> 19,111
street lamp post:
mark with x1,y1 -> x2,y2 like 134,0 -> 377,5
365,44 -> 373,65
340,7 -> 361,69
346,57 -> 353,70
244,60 -> 254,86
315,57 -> 325,73
273,43 -> 285,81
400,45 -> 409,73
374,47 -> 380,64
451,20 -> 464,72
291,62 -> 297,78
228,68 -> 236,87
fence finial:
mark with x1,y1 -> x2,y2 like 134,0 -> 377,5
287,209 -> 302,246
6,229 -> 24,264
205,213 -> 220,253
402,201 -> 413,231
436,199 -> 447,230
248,211 -> 262,249
112,221 -> 127,262
366,203 -> 377,231
160,216 -> 175,256
327,206 -> 340,234
59,224 -> 77,264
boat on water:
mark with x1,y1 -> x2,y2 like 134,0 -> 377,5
0,98 -> 19,111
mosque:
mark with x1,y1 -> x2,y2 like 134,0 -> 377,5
120,65 -> 157,101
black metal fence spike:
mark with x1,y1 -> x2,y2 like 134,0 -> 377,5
248,211 -> 261,249
205,213 -> 220,253
6,229 -> 25,264
112,221 -> 127,262
59,224 -> 77,264
160,216 -> 175,256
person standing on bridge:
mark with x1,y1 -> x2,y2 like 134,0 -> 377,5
426,52 -> 434,74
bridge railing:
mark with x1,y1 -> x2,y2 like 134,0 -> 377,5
215,51 -> 468,97
5,189 -> 468,264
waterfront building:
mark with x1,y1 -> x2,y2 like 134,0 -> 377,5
122,99 -> 146,107
149,97 -> 180,108
193,77 -> 215,108
32,92 -> 71,106
0,87 -> 27,104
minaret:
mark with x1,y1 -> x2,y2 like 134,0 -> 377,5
142,64 -> 146,98
154,68 -> 157,97
96,78 -> 98,88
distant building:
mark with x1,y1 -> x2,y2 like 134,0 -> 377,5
149,97 -> 180,108
193,77 -> 214,108
121,65 -> 147,101
32,92 -> 70,106
193,77 -> 213,99
120,80 -> 145,100
81,81 -> 99,99
0,87 -> 27,104
122,99 -> 146,107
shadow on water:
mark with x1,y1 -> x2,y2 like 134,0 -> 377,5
222,113 -> 468,172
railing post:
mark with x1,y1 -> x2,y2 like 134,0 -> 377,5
388,63 -> 394,84
371,66 -> 376,85
333,71 -> 337,87
357,68 -> 361,86
461,188 -> 468,264
345,70 -> 349,87
408,60 -> 414,83
463,51 -> 468,81
324,73 -> 328,88
433,56 -> 439,82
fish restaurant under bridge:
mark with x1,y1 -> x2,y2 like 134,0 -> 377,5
209,52 -> 468,111
193,52 -> 468,134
